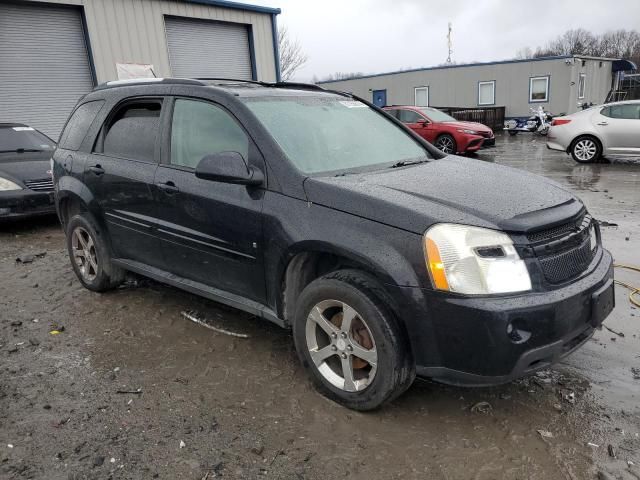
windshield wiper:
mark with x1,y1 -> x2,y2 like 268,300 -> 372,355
389,159 -> 429,168
0,148 -> 44,153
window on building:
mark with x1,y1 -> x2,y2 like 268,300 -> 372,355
397,109 -> 425,124
478,81 -> 495,106
578,73 -> 586,99
170,99 -> 249,169
530,76 -> 549,102
601,104 -> 640,120
414,86 -> 429,107
101,101 -> 162,162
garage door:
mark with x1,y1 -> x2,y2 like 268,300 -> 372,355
165,16 -> 254,80
0,3 -> 94,140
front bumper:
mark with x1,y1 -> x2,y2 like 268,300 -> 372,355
0,189 -> 56,220
387,248 -> 614,386
461,135 -> 485,153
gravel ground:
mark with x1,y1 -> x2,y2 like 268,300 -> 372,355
1,133 -> 639,480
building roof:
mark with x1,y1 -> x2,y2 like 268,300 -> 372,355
180,0 -> 280,15
318,55 -> 622,84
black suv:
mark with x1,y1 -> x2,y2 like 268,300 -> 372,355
53,79 -> 614,410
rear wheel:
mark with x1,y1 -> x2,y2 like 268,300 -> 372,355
434,134 -> 457,154
570,135 -> 601,163
293,270 -> 415,411
66,213 -> 124,291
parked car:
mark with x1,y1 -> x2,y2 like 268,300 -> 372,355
53,79 -> 614,411
547,100 -> 640,163
0,123 -> 56,220
384,105 -> 495,154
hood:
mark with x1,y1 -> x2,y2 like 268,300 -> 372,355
0,151 -> 52,185
444,121 -> 493,133
304,156 -> 583,234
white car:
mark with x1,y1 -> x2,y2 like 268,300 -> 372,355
547,100 -> 640,163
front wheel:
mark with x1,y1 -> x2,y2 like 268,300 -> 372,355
570,136 -> 602,163
434,134 -> 457,154
508,130 -> 519,136
292,270 -> 415,411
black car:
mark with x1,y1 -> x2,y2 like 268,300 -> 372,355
0,123 -> 56,220
53,79 -> 614,410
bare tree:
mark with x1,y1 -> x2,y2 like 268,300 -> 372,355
278,25 -> 308,81
519,29 -> 640,66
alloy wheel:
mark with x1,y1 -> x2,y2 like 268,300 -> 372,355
574,139 -> 597,162
435,136 -> 455,154
71,226 -> 98,282
305,299 -> 377,392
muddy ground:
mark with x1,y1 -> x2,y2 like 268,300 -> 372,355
1,134 -> 639,480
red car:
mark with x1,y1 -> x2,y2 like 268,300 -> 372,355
384,106 -> 495,155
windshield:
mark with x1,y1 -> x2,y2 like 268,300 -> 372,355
0,126 -> 55,153
243,95 -> 431,174
418,108 -> 457,123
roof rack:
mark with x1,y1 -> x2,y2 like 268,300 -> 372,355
94,78 -> 207,90
94,76 -> 334,94
196,78 -> 327,92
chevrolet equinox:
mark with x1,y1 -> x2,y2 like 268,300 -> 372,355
53,79 -> 615,410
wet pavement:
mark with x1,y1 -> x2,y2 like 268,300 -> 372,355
1,133 -> 639,479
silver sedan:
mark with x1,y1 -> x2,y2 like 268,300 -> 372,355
547,100 -> 640,163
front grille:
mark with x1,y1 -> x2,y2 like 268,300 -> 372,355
538,238 -> 595,284
527,213 -> 589,243
24,178 -> 53,192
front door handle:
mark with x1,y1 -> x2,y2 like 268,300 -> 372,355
156,181 -> 179,194
597,121 -> 608,126
88,164 -> 105,175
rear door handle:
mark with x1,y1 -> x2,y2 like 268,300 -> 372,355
156,181 -> 179,194
88,164 -> 105,175
597,121 -> 608,126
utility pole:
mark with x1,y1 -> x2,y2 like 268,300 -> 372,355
446,22 -> 453,64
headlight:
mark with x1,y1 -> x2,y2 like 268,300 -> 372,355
424,224 -> 532,295
457,129 -> 478,134
0,177 -> 22,191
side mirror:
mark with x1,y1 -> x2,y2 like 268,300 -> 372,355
195,152 -> 264,186
422,120 -> 431,126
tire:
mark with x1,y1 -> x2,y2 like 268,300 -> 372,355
434,134 -> 457,154
66,213 -> 125,292
508,130 -> 519,136
570,135 -> 602,163
292,269 -> 415,411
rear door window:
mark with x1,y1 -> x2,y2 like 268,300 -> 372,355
59,100 -> 105,150
99,100 -> 162,162
601,104 -> 640,120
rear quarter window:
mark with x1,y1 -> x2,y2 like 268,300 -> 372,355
58,100 -> 105,151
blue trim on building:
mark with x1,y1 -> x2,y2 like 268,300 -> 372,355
78,5 -> 98,86
271,13 -> 282,82
317,55 -> 573,84
179,0 -> 281,14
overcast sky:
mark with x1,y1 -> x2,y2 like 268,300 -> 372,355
250,0 -> 640,81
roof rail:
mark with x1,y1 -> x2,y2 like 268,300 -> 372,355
94,78 -> 207,90
196,77 -> 327,92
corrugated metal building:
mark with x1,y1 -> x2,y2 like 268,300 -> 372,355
319,56 -> 625,119
0,0 -> 281,138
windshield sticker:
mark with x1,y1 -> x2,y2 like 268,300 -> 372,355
339,101 -> 367,108
13,127 -> 34,131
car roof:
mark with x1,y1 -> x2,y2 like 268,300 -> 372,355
93,77 -> 348,99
